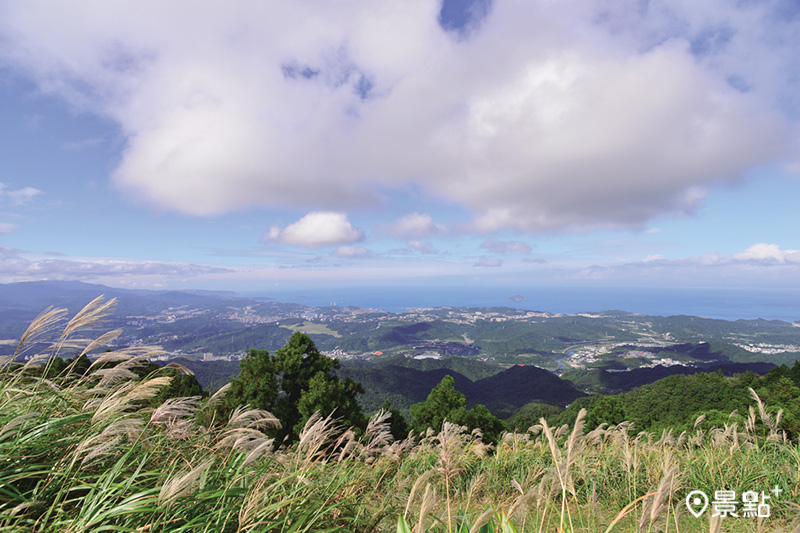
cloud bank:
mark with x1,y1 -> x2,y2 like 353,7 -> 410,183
0,246 -> 231,282
480,240 -> 532,254
1,1 -> 797,231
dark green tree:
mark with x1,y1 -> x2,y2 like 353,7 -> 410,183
586,395 -> 626,429
379,399 -> 410,441
226,332 -> 365,442
410,375 -> 466,433
410,375 -> 506,443
296,372 -> 365,436
227,349 -> 278,412
508,402 -> 564,431
459,404 -> 506,443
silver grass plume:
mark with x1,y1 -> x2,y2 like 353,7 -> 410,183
362,408 -> 393,458
417,483 -> 437,533
54,296 -> 117,357
89,367 -> 138,390
11,306 -> 67,361
158,459 -> 215,506
87,376 -> 172,425
215,406 -> 280,455
468,507 -> 496,533
0,412 -> 41,441
227,405 -> 281,431
77,418 -> 145,467
165,362 -> 194,375
151,396 -> 202,425
296,412 -> 341,467
205,383 -> 231,410
79,328 -> 122,357
404,469 -> 435,521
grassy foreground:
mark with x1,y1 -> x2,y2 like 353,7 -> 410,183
1,299 -> 799,532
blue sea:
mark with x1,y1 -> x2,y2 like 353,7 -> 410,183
246,285 -> 800,322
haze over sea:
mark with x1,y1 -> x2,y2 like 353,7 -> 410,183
249,286 -> 800,323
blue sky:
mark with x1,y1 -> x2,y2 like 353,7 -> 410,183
1,0 -> 799,295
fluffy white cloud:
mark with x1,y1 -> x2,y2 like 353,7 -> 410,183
0,223 -> 18,235
730,243 -> 800,264
266,212 -> 364,248
1,1 -> 797,230
479,240 -> 532,254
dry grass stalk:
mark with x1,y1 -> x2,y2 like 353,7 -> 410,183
0,412 -> 41,440
361,409 -> 393,458
76,418 -> 145,467
205,382 -> 230,410
541,407 -> 586,533
243,437 -> 275,465
151,396 -> 202,425
336,429 -> 358,462
708,511 -> 722,533
417,483 -> 437,533
435,421 -> 469,533
165,361 -> 194,375
468,507 -> 495,533
226,405 -> 280,431
694,414 -> 706,429
238,474 -> 278,529
639,462 -> 679,529
90,367 -> 138,390
79,328 -> 122,357
215,407 -> 280,454
87,376 -> 172,424
296,412 -> 341,467
11,306 -> 67,361
215,428 -> 273,453
158,458 -> 215,506
57,296 -> 117,347
404,469 -> 436,520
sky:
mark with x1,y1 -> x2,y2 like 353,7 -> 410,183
1,0 -> 799,297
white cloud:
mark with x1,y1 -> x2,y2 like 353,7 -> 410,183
474,257 -> 502,267
0,223 -> 18,235
730,243 -> 800,264
0,246 -> 231,281
334,245 -> 371,258
407,240 -> 437,254
265,212 -> 364,248
0,2 -> 797,230
574,243 -> 800,285
0,184 -> 42,206
479,240 -> 532,254
388,212 -> 448,238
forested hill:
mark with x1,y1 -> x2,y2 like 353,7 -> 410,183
563,361 -> 776,394
336,361 -> 585,417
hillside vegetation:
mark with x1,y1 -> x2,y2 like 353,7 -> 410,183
2,299 -> 800,532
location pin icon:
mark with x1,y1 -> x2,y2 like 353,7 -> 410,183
686,490 -> 709,518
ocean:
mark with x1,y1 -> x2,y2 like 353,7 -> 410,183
246,285 -> 800,322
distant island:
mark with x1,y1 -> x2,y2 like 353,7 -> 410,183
507,294 -> 525,302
